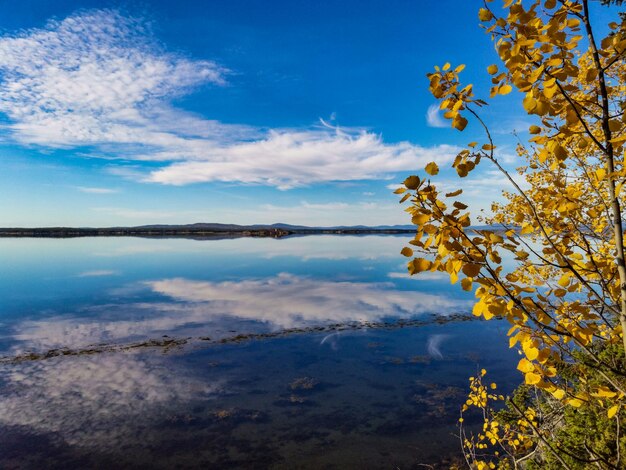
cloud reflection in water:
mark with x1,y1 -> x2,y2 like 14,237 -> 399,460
0,352 -> 223,449
8,274 -> 470,353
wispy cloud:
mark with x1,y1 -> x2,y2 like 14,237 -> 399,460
0,10 -> 460,189
0,10 -> 227,147
255,200 -> 405,225
426,104 -> 447,128
77,270 -> 118,277
76,186 -> 119,194
142,129 -> 461,189
387,271 -> 447,280
93,207 -> 179,220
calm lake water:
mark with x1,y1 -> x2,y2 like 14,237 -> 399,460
0,236 -> 520,469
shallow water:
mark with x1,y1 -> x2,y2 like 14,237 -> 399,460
0,236 -> 520,468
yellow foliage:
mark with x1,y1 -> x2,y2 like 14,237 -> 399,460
399,0 -> 626,467
424,162 -> 439,175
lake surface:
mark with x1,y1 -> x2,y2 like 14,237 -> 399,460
0,236 -> 520,469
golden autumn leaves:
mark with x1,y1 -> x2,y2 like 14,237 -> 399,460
398,0 -> 626,466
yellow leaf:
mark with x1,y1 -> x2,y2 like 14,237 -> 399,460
557,273 -> 570,287
487,64 -> 498,75
525,372 -> 542,385
609,120 -> 622,132
453,115 -> 468,131
462,263 -> 481,277
473,300 -> 486,317
552,389 -> 566,400
529,125 -> 541,134
425,162 -> 439,175
409,258 -> 432,274
593,387 -> 618,398
404,175 -> 420,189
568,398 -> 583,408
445,189 -> 463,197
523,95 -> 537,113
517,358 -> 534,373
478,8 -> 493,21
554,145 -> 567,160
461,277 -> 473,291
412,213 -> 430,225
499,84 -> 512,95
523,341 -> 539,360
400,247 -> 414,257
442,62 -> 451,71
608,405 -> 620,419
520,223 -> 533,235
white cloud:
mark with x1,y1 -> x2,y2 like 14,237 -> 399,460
426,104 -> 448,128
387,271 -> 447,280
0,10 -> 227,147
0,10 -> 460,189
76,186 -> 119,194
254,200 -> 406,226
77,270 -> 118,277
143,130 -> 460,189
93,206 -> 181,220
299,201 -> 350,210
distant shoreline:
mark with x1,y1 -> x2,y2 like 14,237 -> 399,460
0,226 -> 417,239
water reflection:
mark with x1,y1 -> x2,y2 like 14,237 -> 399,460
0,352 -> 224,449
0,237 -> 519,468
6,273 -> 470,354
0,322 -> 519,468
148,274 -> 469,326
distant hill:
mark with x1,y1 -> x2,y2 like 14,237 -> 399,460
133,223 -> 416,231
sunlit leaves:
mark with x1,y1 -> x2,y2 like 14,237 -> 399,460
498,84 -> 512,95
479,8 -> 494,21
425,162 -> 439,175
445,189 -> 463,197
400,247 -> 414,257
403,175 -> 420,190
399,0 -> 626,465
408,258 -> 432,274
452,115 -> 468,131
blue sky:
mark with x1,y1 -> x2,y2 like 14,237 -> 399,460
0,0 -> 556,227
